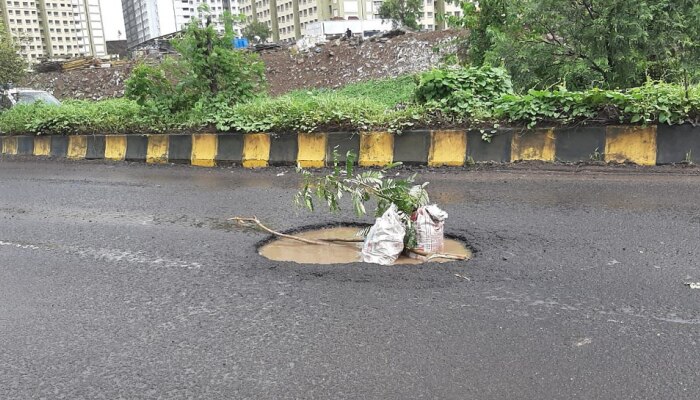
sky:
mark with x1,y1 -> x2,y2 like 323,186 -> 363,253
100,0 -> 126,41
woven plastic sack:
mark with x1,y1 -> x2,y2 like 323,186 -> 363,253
361,204 -> 406,265
409,205 -> 448,260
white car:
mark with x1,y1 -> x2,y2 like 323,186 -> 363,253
0,88 -> 61,110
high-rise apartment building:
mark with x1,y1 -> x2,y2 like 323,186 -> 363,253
121,0 -> 241,48
420,0 -> 463,31
0,0 -> 106,63
238,0 -> 380,42
239,0 -> 464,43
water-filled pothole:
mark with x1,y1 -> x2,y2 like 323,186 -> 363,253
259,226 -> 472,265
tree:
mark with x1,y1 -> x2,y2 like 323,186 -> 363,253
378,0 -> 424,30
125,8 -> 266,113
0,21 -> 26,85
450,0 -> 700,90
445,0 -> 509,67
242,21 -> 271,43
645,1 -> 700,94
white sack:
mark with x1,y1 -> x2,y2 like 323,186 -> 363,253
361,204 -> 406,265
409,205 -> 448,259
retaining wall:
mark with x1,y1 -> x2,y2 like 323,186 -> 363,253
2,125 -> 699,167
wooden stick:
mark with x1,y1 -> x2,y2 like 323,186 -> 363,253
228,216 -> 328,245
408,248 -> 469,261
319,238 -> 365,243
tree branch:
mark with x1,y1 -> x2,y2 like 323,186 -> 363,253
582,0 -> 597,20
229,216 -> 328,245
408,248 -> 469,261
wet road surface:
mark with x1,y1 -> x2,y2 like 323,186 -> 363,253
1,158 -> 699,399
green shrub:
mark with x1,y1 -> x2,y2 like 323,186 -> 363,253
124,64 -> 173,108
415,66 -> 513,105
494,89 -> 599,127
2,75 -> 699,137
413,66 -> 513,122
206,93 -> 400,133
124,8 -> 265,114
0,99 -> 182,135
495,82 -> 700,127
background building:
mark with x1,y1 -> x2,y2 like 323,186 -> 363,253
121,0 -> 241,49
99,0 -> 126,41
420,0 -> 463,31
0,0 -> 106,63
239,0 -> 465,43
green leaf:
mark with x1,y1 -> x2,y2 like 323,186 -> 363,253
346,150 -> 356,176
352,194 -> 366,216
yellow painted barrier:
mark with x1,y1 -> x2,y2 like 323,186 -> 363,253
605,126 -> 657,166
146,135 -> 169,164
359,132 -> 393,167
511,128 -> 556,162
297,133 -> 327,168
2,137 -> 18,155
33,137 -> 50,156
105,135 -> 127,161
191,134 -> 218,167
429,130 -> 466,166
67,136 -> 87,159
242,133 -> 270,168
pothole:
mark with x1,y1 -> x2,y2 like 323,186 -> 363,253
259,226 -> 472,265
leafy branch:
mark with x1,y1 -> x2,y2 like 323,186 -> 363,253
295,147 -> 430,248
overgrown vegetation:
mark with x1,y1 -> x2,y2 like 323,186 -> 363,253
283,76 -> 416,108
204,92 -> 415,133
124,4 -> 266,115
3,1 -> 699,137
0,99 -> 178,135
447,0 -> 700,91
496,82 -> 700,127
322,75 -> 416,107
2,68 -> 700,135
414,66 -> 513,120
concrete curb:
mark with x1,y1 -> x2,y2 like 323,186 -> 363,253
2,126 -> 698,167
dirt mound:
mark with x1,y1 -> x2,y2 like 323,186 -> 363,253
22,64 -> 134,101
262,29 -> 462,95
21,30 -> 463,100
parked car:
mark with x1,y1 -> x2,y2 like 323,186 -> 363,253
0,88 -> 60,110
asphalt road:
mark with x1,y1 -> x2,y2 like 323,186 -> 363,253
1,158 -> 699,399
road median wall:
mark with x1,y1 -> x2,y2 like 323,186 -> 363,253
2,125 -> 699,167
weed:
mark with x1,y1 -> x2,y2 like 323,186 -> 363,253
683,149 -> 694,164
480,130 -> 493,143
589,147 -> 603,161
284,75 -> 416,108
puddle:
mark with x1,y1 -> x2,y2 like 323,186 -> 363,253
259,227 -> 472,265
